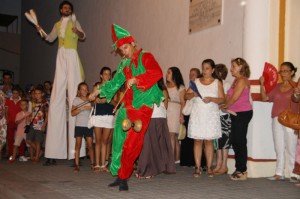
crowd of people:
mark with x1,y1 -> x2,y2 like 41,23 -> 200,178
1,0 -> 299,192
1,57 -> 300,188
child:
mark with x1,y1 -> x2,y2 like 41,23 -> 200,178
71,82 -> 94,172
5,86 -> 22,159
26,85 -> 48,163
8,99 -> 31,163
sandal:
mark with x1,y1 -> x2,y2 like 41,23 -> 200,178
193,167 -> 201,178
230,171 -> 247,181
90,163 -> 94,170
100,165 -> 110,173
94,165 -> 100,173
207,169 -> 214,178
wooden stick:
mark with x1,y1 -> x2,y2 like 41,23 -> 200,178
113,87 -> 129,114
71,100 -> 91,111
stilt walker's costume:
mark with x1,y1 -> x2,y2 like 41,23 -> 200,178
100,24 -> 164,188
45,16 -> 86,159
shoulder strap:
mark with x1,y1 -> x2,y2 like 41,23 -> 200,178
29,105 -> 41,125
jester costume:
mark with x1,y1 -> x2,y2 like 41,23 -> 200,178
99,24 -> 164,187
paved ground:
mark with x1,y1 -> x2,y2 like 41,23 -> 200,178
0,158 -> 299,199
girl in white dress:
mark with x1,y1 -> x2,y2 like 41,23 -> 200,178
186,59 -> 224,177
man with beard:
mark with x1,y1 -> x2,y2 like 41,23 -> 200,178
37,1 -> 86,161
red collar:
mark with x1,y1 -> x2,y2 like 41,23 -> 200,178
130,48 -> 143,68
132,48 -> 143,60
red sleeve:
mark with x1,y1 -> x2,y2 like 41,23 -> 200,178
135,52 -> 163,91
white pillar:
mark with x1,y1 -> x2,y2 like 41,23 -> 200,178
242,0 -> 270,79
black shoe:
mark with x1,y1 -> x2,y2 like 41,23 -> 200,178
108,178 -> 121,187
43,159 -> 51,166
119,179 -> 128,191
51,159 -> 57,165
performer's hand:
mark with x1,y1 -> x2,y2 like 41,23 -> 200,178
72,27 -> 84,39
127,78 -> 137,89
36,25 -> 42,32
72,27 -> 78,33
36,25 -> 46,38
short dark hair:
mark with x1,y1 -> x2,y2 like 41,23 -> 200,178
190,68 -> 201,78
44,81 -> 52,85
281,62 -> 297,78
20,98 -> 29,104
11,85 -> 20,93
59,1 -> 73,12
2,71 -> 12,78
35,84 -> 44,93
215,64 -> 228,80
100,66 -> 111,75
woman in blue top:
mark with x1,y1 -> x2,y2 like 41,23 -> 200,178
93,67 -> 117,172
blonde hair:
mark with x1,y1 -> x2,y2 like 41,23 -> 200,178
231,58 -> 251,78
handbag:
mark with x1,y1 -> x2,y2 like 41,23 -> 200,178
24,105 -> 41,134
87,105 -> 96,129
177,124 -> 186,140
278,100 -> 300,130
24,124 -> 31,134
182,98 -> 193,116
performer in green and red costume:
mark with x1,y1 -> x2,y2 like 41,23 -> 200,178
89,24 -> 164,191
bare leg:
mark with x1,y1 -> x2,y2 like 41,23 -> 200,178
204,140 -> 214,176
26,140 -> 36,160
11,145 -> 19,161
94,127 -> 103,171
106,130 -> 113,163
86,137 -> 94,168
214,149 -> 222,172
175,136 -> 181,161
34,142 -> 41,161
169,132 -> 176,160
220,149 -> 229,170
74,137 -> 82,168
193,140 -> 203,176
100,128 -> 112,171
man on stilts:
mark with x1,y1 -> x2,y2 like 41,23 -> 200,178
37,1 -> 86,161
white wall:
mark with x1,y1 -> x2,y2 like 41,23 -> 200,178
285,0 -> 300,78
20,0 -> 244,87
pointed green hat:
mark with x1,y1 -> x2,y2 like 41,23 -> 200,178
111,24 -> 135,49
